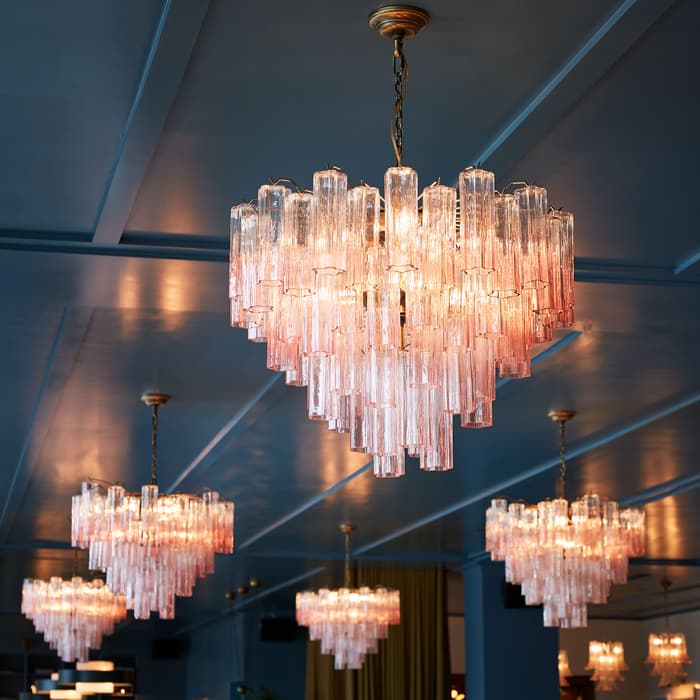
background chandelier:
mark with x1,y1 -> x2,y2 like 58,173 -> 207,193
485,410 -> 645,627
71,393 -> 234,619
646,576 -> 692,687
296,523 -> 400,670
558,649 -> 572,687
227,5 -> 575,478
21,574 -> 126,662
586,641 -> 628,692
32,661 -> 134,698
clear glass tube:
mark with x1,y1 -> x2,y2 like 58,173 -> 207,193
459,168 -> 495,275
312,169 -> 347,274
385,167 -> 418,272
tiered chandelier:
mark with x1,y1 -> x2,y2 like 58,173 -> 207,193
71,393 -> 234,619
296,524 -> 400,670
586,641 -> 628,692
485,410 -> 646,627
646,577 -> 692,687
227,5 -> 575,478
21,575 -> 126,662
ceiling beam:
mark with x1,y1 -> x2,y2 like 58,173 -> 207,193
353,390 -> 700,556
1,237 -> 698,289
0,307 -> 93,540
673,246 -> 700,275
91,0 -> 210,245
474,0 -> 677,176
164,374 -> 285,494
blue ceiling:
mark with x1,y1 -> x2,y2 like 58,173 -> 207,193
0,0 -> 699,636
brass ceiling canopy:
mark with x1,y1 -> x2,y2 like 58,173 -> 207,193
140,392 -> 170,407
338,522 -> 357,535
368,5 -> 430,39
548,409 -> 576,423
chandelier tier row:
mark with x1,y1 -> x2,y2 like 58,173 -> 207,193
586,641 -> 628,692
296,586 -> 401,670
71,394 -> 234,620
21,577 -> 126,662
228,168 -> 574,477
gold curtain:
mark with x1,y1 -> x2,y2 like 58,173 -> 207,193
304,566 -> 448,700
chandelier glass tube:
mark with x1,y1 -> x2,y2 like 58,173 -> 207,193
71,394 -> 234,619
586,641 -> 628,692
646,577 -> 692,687
227,7 -> 575,478
295,524 -> 400,670
485,411 -> 645,628
21,576 -> 126,662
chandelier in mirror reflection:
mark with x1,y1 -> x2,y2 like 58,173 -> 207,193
227,5 -> 575,478
646,577 -> 693,687
586,640 -> 628,692
71,394 -> 234,619
485,411 -> 645,628
21,576 -> 126,661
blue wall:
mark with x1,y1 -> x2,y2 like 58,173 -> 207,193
186,611 -> 306,700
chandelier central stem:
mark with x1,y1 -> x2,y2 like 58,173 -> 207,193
391,33 -> 407,166
151,403 -> 159,486
558,419 -> 566,499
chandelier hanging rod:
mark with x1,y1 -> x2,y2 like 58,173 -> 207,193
369,5 -> 429,167
548,409 -> 576,499
140,392 -> 170,486
661,575 -> 672,631
339,522 -> 357,588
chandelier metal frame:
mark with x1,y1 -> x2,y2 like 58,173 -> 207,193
227,4 -> 576,478
71,393 -> 234,620
485,410 -> 646,628
296,523 -> 401,670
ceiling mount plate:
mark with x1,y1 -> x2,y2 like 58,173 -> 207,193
140,392 -> 171,407
548,409 -> 576,423
339,522 -> 357,535
369,5 -> 430,39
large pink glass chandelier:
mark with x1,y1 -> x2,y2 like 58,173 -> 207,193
71,393 -> 234,619
586,641 -> 628,692
296,524 -> 400,670
646,577 -> 692,687
21,576 -> 126,662
485,410 -> 645,628
227,5 -> 575,478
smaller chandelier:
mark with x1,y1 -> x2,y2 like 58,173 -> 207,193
71,393 -> 234,619
485,410 -> 646,627
558,649 -> 572,687
296,523 -> 400,670
21,575 -> 126,662
586,641 -> 628,692
646,577 -> 692,687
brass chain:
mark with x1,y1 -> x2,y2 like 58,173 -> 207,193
558,419 -> 567,499
391,35 -> 408,167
